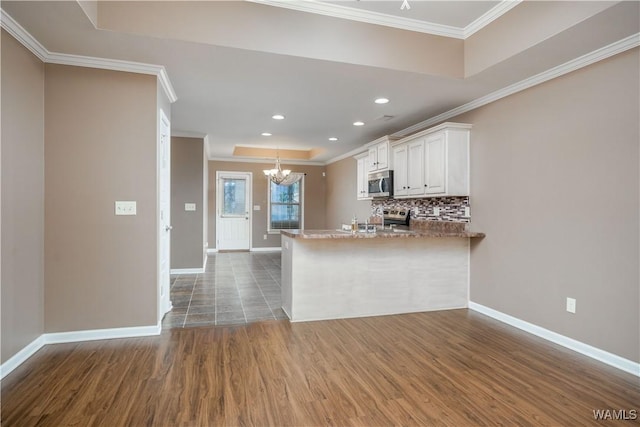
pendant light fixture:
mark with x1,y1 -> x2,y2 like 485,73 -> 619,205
263,156 -> 291,185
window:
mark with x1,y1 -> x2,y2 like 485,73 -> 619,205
268,178 -> 303,232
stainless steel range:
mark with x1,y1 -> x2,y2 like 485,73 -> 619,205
383,207 -> 410,229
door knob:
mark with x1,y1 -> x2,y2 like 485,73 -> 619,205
165,225 -> 173,231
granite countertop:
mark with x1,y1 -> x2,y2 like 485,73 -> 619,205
281,222 -> 485,239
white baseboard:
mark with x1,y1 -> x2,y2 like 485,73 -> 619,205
206,248 -> 218,255
0,323 -> 161,380
250,247 -> 282,252
170,267 -> 204,274
0,335 -> 46,380
469,302 -> 640,377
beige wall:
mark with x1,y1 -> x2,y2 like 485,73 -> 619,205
44,65 -> 159,332
171,137 -> 205,269
322,50 -> 639,363
1,30 -> 45,363
98,1 -> 463,78
457,48 -> 638,362
208,161 -> 326,249
325,156 -> 372,230
464,1 -> 617,77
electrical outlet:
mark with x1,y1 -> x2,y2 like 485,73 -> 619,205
184,203 -> 196,211
464,207 -> 471,217
263,234 -> 268,240
433,207 -> 440,216
566,297 -> 576,314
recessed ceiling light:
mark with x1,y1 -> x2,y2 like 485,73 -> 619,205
375,98 -> 389,104
272,114 -> 285,120
353,121 -> 365,126
261,132 -> 272,136
328,137 -> 338,142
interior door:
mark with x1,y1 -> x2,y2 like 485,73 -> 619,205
158,109 -> 172,319
217,172 -> 251,250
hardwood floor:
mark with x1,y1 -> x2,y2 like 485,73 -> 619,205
2,309 -> 638,426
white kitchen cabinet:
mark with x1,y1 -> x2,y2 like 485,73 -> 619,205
392,144 -> 408,197
424,133 -> 445,194
355,152 -> 371,200
367,136 -> 394,172
390,122 -> 470,198
407,139 -> 425,196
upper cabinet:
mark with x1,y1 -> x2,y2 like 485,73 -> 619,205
366,136 -> 396,172
355,152 -> 371,200
391,122 -> 471,198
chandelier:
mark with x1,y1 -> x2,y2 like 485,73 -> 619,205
263,157 -> 291,185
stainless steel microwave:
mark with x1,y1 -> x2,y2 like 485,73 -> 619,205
368,170 -> 393,198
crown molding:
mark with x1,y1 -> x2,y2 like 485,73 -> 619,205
325,145 -> 369,165
1,8 -> 47,61
0,8 -> 177,103
392,33 -> 640,138
463,0 -> 522,38
171,130 -> 207,139
209,157 -> 325,167
248,0 -> 520,40
249,0 -> 464,39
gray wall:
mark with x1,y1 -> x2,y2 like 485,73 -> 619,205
456,48 -> 639,362
171,137 -> 205,269
208,161 -> 327,249
1,30 -> 45,363
44,65 -> 159,332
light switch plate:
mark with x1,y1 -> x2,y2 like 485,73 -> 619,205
115,201 -> 136,216
566,297 -> 576,314
253,205 -> 261,211
185,203 -> 196,211
433,207 -> 440,216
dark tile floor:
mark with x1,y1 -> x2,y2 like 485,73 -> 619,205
162,251 -> 287,328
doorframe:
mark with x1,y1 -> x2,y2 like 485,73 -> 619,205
215,171 -> 253,251
157,108 -> 172,324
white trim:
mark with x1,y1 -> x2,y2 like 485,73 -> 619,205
209,156 -> 325,166
249,0 -> 519,39
172,130 -> 207,139
170,267 -> 204,274
469,302 -> 640,377
0,336 -> 46,380
0,9 -> 47,61
250,247 -> 282,252
207,248 -> 219,255
0,323 -> 162,380
327,146 -> 370,165
44,323 -> 161,345
0,9 -> 177,103
392,33 -> 640,138
203,253 -> 208,270
463,0 -> 522,38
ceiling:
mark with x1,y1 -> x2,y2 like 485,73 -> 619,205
1,1 -> 637,164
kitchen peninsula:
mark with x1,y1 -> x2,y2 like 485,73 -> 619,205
280,224 -> 484,322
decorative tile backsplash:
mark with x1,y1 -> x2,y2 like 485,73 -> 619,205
371,196 -> 470,223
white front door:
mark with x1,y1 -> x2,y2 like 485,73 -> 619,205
158,109 -> 172,320
216,172 -> 251,250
